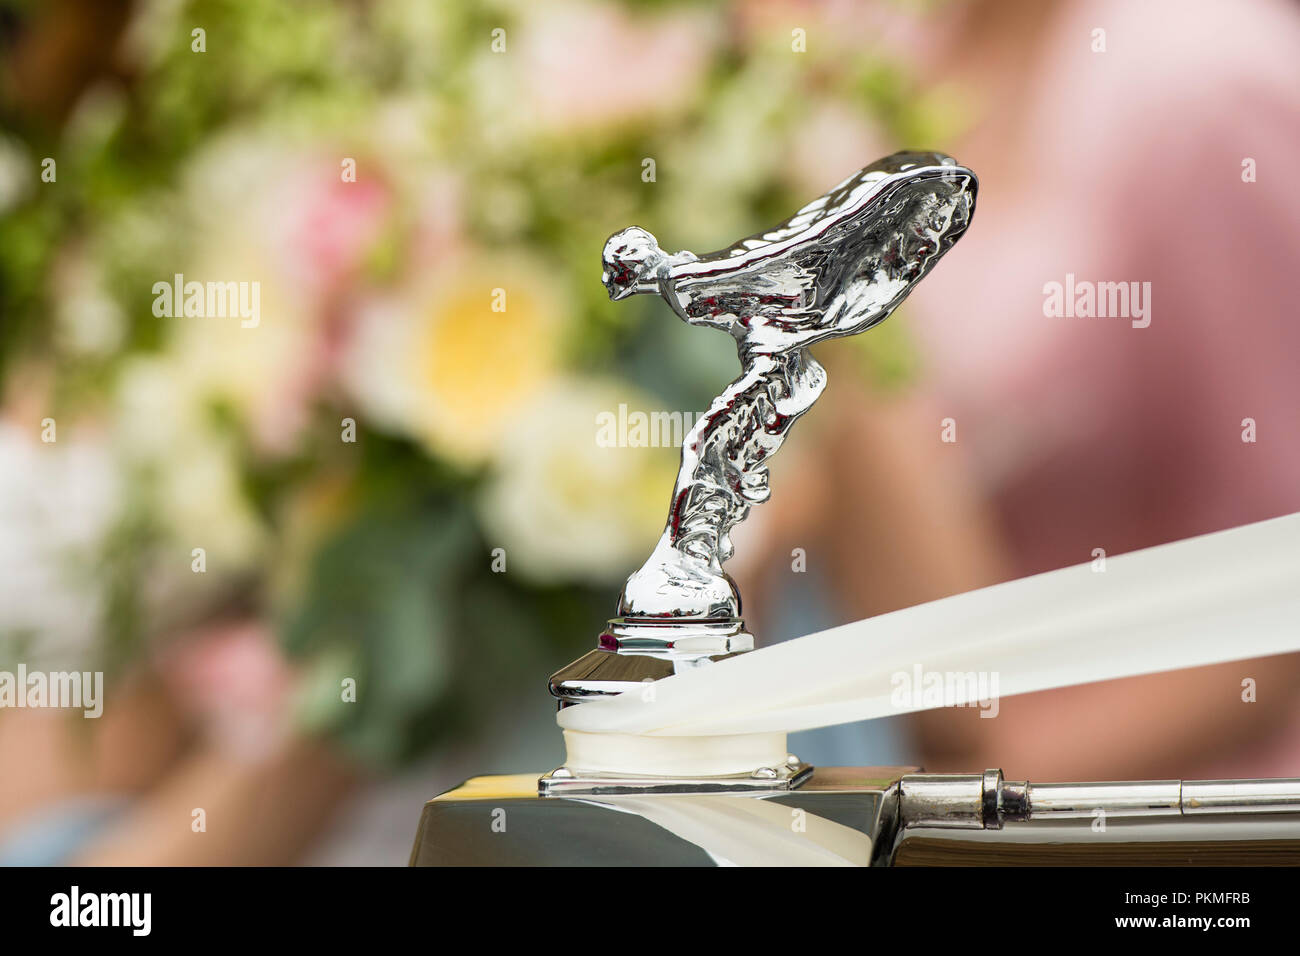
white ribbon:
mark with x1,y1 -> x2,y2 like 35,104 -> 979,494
559,513 -> 1300,766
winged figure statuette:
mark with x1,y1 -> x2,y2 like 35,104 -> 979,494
602,151 -> 977,623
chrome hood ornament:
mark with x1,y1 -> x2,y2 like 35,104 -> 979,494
552,151 -> 977,707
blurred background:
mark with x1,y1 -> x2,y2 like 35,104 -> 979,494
2,0 -> 1299,864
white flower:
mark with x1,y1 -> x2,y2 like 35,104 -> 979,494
52,248 -> 126,357
156,436 -> 266,571
113,357 -> 267,574
476,379 -> 679,584
0,424 -> 119,660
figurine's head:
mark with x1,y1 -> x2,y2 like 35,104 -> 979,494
602,227 -> 665,301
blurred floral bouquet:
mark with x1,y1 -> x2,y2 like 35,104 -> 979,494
0,0 -> 956,766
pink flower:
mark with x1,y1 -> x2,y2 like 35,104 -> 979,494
516,2 -> 717,131
158,621 -> 297,760
268,157 -> 393,301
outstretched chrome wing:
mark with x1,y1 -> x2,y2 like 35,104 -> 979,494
665,151 -> 977,354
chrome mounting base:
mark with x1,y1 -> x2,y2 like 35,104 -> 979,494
539,759 -> 814,796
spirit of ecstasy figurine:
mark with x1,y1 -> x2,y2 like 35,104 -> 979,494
550,151 -> 977,707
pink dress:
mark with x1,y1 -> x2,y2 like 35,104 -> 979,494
908,0 -> 1300,776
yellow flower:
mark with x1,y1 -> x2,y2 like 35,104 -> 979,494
344,255 -> 565,465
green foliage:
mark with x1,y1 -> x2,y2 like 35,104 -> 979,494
282,485 -> 601,768
284,498 -> 470,766
0,0 -> 956,766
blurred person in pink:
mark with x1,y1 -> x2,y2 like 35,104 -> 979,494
738,0 -> 1300,781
